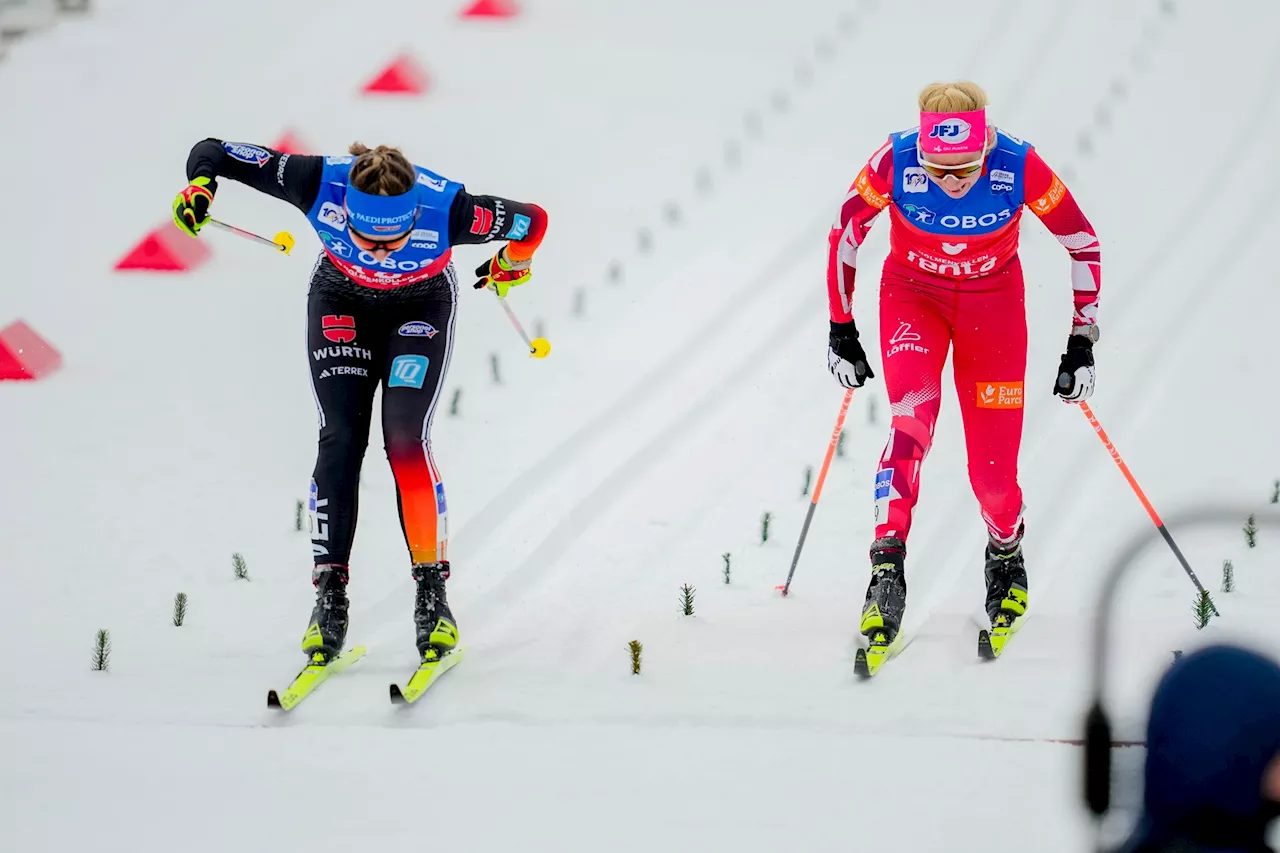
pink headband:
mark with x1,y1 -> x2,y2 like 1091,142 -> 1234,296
919,109 -> 987,156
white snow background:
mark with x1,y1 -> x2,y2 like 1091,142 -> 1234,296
2,0 -> 1279,851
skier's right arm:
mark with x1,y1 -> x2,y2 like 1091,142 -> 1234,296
826,139 -> 892,389
174,139 -> 324,236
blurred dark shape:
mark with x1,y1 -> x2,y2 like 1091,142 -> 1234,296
1117,645 -> 1280,853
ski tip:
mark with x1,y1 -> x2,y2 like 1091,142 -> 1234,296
389,683 -> 406,705
854,647 -> 871,679
267,689 -> 282,709
978,629 -> 998,661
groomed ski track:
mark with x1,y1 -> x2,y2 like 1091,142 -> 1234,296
5,1 -> 1280,851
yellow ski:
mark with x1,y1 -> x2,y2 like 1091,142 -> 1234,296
854,630 -> 908,678
267,645 -> 367,711
979,612 -> 1027,660
390,646 -> 466,704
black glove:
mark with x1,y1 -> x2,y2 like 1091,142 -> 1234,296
1053,334 -> 1096,402
828,320 -> 875,389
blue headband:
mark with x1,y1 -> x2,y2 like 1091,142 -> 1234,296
344,184 -> 419,238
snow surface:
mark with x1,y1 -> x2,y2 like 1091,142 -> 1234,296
3,1 -> 1280,850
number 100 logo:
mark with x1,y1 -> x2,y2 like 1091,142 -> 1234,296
389,355 -> 429,389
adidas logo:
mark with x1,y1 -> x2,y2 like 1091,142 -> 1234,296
319,369 -> 331,379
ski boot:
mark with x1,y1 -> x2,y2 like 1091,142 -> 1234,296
412,561 -> 459,662
301,564 -> 349,663
855,537 -> 908,677
979,526 -> 1029,659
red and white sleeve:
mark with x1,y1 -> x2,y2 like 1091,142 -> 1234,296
1024,149 -> 1102,327
826,138 -> 894,324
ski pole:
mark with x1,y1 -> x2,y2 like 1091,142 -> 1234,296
778,387 -> 854,596
207,218 -> 296,255
492,290 -> 551,359
1078,401 -> 1217,613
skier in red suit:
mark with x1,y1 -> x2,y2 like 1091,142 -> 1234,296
824,80 -> 1102,662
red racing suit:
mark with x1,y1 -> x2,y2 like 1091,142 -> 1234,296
826,127 -> 1101,545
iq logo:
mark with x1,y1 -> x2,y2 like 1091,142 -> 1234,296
506,214 -> 532,240
389,354 -> 429,389
435,482 -> 448,515
928,118 -> 972,145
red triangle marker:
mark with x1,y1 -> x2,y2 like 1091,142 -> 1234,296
460,0 -> 519,18
0,320 -> 62,380
115,223 -> 212,272
362,54 -> 429,95
271,129 -> 310,155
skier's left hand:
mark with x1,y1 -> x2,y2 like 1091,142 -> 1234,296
1053,333 -> 1096,402
474,246 -> 531,299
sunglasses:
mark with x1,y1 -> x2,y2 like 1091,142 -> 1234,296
348,228 -> 413,252
917,147 -> 987,180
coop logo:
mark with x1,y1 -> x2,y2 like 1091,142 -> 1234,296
417,173 -> 448,192
887,322 -> 929,357
409,228 -> 439,250
939,209 -> 1013,230
902,167 -> 929,193
398,321 -> 438,338
976,381 -> 1024,409
318,202 -> 347,230
989,168 -> 1015,195
222,142 -> 271,166
900,203 -> 936,225
928,118 -> 972,145
388,354 -> 429,389
321,315 -> 357,344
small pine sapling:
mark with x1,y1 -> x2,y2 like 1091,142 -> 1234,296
1222,560 -> 1235,593
571,289 -> 585,317
761,512 -> 772,543
868,398 -> 878,425
1244,514 -> 1259,548
629,640 -> 643,675
1193,589 -> 1215,630
295,500 -> 304,532
802,466 -> 813,497
836,431 -> 846,458
173,593 -> 188,627
680,584 -> 696,616
490,354 -> 501,385
1172,650 -> 1183,662
450,389 -> 462,416
722,552 -> 731,585
232,553 -> 249,581
1272,479 -> 1279,504
92,629 -> 111,672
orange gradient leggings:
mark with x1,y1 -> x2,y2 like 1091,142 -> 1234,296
306,258 -> 456,570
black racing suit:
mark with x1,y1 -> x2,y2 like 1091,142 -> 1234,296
186,139 -> 547,570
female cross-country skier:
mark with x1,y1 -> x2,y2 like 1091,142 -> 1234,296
825,81 -> 1100,665
172,140 -> 547,666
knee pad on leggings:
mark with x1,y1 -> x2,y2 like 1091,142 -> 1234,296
883,414 -> 933,462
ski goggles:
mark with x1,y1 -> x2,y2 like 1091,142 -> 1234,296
916,152 -> 987,180
348,228 -> 414,252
